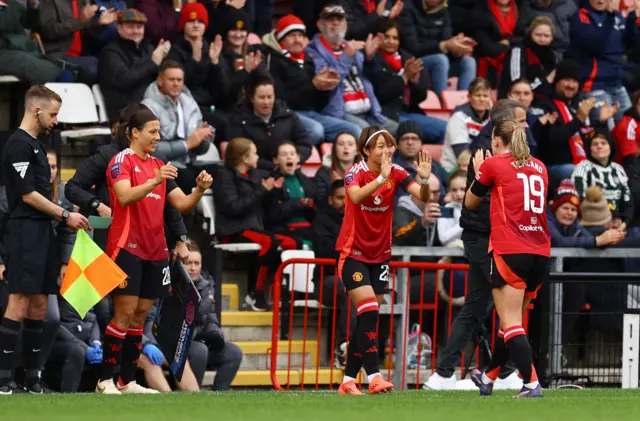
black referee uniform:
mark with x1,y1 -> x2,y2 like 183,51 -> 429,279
1,129 -> 58,295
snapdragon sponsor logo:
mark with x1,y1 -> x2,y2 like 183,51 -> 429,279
361,205 -> 389,212
146,192 -> 161,200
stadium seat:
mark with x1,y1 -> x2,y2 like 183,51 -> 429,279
247,33 -> 262,45
194,143 -> 221,165
92,84 -> 109,124
0,75 -> 20,83
194,188 -> 261,252
422,144 -> 443,162
44,83 -> 111,141
441,90 -> 468,110
425,109 -> 452,121
281,249 -> 321,308
492,90 -> 498,102
320,142 -> 333,158
447,77 -> 458,91
301,146 -> 322,177
419,90 -> 441,110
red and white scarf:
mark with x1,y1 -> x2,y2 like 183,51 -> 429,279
554,99 -> 587,165
280,43 -> 305,68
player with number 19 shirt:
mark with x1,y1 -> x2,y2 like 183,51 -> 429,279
474,153 -> 550,258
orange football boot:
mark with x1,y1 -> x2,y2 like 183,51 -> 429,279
368,376 -> 393,394
338,380 -> 365,395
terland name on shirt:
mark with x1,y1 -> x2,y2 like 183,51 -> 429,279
511,160 -> 544,174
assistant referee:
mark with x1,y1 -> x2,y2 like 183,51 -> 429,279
0,85 -> 88,394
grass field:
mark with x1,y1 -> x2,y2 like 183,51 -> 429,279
1,389 -> 639,421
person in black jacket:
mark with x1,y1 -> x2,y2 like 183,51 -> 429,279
183,241 -> 243,391
343,0 -> 404,41
219,7 -> 263,111
311,180 -> 353,366
262,14 -> 361,143
227,70 -> 313,171
424,100 -> 521,390
213,137 -> 293,311
372,19 -> 446,144
398,0 -> 477,94
166,2 -> 231,142
98,9 -> 171,122
498,16 -> 556,100
315,132 -> 361,208
265,141 -> 316,245
64,103 -> 190,256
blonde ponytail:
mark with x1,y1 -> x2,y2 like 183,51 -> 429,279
493,119 -> 531,167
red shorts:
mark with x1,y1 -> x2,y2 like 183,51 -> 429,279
490,253 -> 550,299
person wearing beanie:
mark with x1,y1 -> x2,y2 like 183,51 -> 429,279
569,0 -> 637,125
99,8 -> 171,122
261,14 -> 362,144
571,129 -> 633,229
166,1 -> 231,141
531,58 -> 617,182
220,6 -> 263,110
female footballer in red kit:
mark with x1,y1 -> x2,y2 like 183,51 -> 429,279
465,120 -> 550,398
336,126 -> 432,395
96,109 -> 213,394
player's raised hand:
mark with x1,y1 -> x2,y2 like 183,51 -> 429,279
195,170 -> 213,191
414,150 -> 432,180
380,153 -> 392,179
472,149 -> 485,171
155,162 -> 178,184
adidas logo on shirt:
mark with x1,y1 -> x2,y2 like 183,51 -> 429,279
12,162 -> 29,178
135,166 -> 141,173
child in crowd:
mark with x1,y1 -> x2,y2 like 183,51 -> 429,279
438,170 -> 466,246
266,141 -> 316,247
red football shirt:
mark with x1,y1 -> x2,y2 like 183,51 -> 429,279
106,149 -> 169,261
612,115 -> 639,164
336,161 -> 416,263
475,152 -> 551,257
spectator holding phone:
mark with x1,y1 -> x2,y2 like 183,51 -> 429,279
393,173 -> 443,247
142,59 -> 219,192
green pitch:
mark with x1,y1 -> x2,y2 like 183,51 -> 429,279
1,389 -> 639,421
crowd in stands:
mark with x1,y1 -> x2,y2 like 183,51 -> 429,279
3,0 -> 640,392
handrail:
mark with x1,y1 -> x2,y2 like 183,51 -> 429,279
391,246 -> 640,258
270,258 -> 469,391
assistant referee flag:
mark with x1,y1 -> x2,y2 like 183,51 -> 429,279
61,230 -> 127,318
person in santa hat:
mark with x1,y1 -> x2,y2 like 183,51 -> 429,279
262,14 -> 362,144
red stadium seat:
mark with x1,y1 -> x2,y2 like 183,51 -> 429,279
220,141 -> 228,160
447,77 -> 459,91
425,109 -> 451,121
306,146 -> 321,164
441,90 -> 468,110
422,144 -> 443,162
247,33 -> 262,45
301,165 -> 320,177
419,90 -> 441,110
320,142 -> 333,158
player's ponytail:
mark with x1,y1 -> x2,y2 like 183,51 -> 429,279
114,103 -> 151,151
493,119 -> 531,168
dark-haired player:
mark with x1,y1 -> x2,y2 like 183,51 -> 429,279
336,126 -> 432,395
465,119 -> 550,398
96,109 -> 212,394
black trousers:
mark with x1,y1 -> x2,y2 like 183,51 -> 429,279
436,234 -> 516,378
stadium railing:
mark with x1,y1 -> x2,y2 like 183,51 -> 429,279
268,248 -> 640,391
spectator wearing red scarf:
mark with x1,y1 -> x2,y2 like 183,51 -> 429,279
472,0 -> 521,85
261,14 -> 362,142
369,20 -> 447,144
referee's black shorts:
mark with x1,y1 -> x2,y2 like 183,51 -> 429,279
4,218 -> 58,295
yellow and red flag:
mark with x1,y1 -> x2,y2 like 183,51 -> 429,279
60,230 -> 127,318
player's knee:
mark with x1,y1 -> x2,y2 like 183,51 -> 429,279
5,294 -> 31,321
112,305 -> 136,328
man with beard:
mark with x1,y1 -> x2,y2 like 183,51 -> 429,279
306,4 -> 398,135
262,14 -> 362,143
0,86 -> 89,394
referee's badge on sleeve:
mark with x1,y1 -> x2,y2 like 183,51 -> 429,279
110,163 -> 120,179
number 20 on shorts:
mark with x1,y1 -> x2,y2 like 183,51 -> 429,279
517,173 -> 545,214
